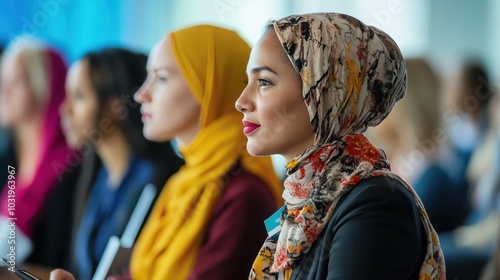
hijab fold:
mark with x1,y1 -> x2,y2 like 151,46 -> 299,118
130,25 -> 282,280
250,13 -> 445,280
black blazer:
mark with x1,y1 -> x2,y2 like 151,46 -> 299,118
289,176 -> 427,280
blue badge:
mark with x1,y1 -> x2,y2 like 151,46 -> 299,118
264,205 -> 284,237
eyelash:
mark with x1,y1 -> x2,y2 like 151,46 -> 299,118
155,76 -> 167,83
258,78 -> 272,87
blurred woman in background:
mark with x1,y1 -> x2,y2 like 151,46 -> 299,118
441,75 -> 499,280
60,48 -> 183,279
369,58 -> 469,232
445,61 -> 494,161
0,37 -> 79,268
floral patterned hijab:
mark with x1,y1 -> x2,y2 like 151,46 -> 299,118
250,13 -> 445,280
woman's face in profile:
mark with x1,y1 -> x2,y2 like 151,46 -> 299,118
236,30 -> 314,160
60,59 -> 99,148
0,53 -> 40,128
135,36 -> 200,144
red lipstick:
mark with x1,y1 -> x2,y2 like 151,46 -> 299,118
242,120 -> 261,135
141,112 -> 151,121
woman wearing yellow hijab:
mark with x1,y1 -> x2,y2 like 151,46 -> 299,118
132,24 -> 282,279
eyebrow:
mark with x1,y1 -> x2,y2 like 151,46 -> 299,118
250,65 -> 278,75
146,66 -> 170,73
153,67 -> 170,72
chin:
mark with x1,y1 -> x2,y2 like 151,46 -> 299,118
143,129 -> 159,141
143,129 -> 172,142
246,141 -> 270,157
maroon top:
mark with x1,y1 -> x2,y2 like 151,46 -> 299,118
188,164 -> 279,280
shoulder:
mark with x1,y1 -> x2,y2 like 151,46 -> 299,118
335,176 -> 418,213
203,164 -> 278,242
329,175 -> 424,233
292,176 -> 427,279
222,164 -> 276,203
208,164 -> 278,221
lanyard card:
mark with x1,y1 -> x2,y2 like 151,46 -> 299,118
264,205 -> 284,237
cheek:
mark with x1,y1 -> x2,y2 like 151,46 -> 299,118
260,97 -> 306,133
73,102 -> 98,129
146,86 -> 198,139
144,89 -> 186,138
248,93 -> 313,156
7,86 -> 39,124
63,100 -> 99,146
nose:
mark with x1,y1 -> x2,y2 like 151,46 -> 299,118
134,81 -> 151,103
235,85 -> 253,113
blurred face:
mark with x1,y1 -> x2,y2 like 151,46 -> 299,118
367,107 -> 399,150
134,36 -> 201,144
235,30 -> 314,161
60,59 -> 99,148
0,54 -> 41,127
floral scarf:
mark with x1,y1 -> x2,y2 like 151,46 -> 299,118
250,13 -> 445,280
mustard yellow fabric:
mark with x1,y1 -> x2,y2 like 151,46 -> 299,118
130,25 -> 283,280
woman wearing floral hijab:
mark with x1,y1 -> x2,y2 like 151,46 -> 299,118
236,13 -> 446,279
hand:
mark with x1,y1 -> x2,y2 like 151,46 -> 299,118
50,269 -> 76,280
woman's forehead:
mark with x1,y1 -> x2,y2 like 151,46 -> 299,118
249,31 -> 291,69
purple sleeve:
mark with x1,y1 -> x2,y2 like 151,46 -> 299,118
188,169 -> 279,280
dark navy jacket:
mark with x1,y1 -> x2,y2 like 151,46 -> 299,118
289,176 -> 427,280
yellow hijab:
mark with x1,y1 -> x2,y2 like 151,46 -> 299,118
130,25 -> 283,280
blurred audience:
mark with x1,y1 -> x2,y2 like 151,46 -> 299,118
369,57 -> 469,232
445,61 -> 493,159
0,37 -> 79,267
439,61 -> 499,280
59,48 -> 183,279
441,61 -> 494,208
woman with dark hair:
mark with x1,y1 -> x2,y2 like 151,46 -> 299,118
60,48 -> 183,279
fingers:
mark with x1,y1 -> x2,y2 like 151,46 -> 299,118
50,269 -> 76,280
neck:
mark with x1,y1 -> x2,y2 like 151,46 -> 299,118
284,154 -> 296,163
283,140 -> 315,163
176,122 -> 200,148
14,118 -> 44,186
95,128 -> 132,188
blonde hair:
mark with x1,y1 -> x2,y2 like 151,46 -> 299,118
390,58 -> 442,151
2,36 -> 49,107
